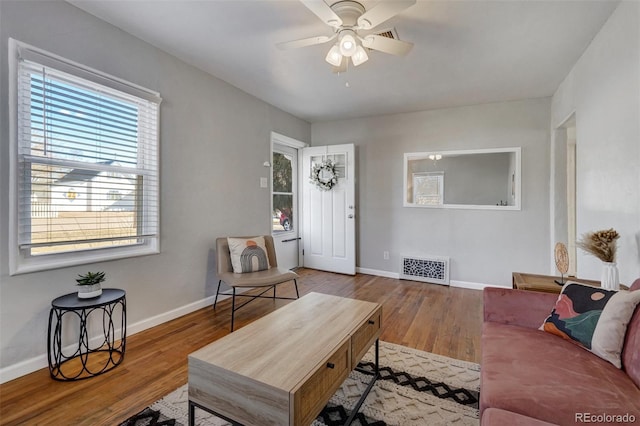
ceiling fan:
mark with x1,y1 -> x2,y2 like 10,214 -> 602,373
278,0 -> 416,71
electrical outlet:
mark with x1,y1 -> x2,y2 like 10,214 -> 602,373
383,251 -> 389,260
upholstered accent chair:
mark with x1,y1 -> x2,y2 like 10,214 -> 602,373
215,236 -> 299,331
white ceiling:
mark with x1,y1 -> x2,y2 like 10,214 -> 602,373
67,0 -> 619,123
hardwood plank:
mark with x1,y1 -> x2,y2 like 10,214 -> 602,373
0,269 -> 482,425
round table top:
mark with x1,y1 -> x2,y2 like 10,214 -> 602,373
51,288 -> 125,309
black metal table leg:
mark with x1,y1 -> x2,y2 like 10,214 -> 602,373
189,400 -> 195,426
47,289 -> 126,381
189,400 -> 243,426
345,338 -> 379,426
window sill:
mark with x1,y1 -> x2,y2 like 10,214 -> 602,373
10,243 -> 159,276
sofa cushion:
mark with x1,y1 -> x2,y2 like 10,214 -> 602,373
622,279 -> 640,388
227,237 -> 271,273
541,282 -> 640,368
481,322 -> 640,425
482,408 -> 558,426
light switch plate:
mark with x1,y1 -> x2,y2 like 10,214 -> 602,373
260,177 -> 268,188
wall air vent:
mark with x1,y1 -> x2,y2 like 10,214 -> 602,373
400,255 -> 450,285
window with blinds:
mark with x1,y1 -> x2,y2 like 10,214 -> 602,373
10,40 -> 161,273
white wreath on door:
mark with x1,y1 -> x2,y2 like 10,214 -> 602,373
310,159 -> 338,191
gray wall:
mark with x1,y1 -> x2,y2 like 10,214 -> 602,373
551,1 -> 640,284
311,98 -> 551,286
0,1 -> 310,373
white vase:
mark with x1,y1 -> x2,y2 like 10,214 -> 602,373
601,262 -> 619,291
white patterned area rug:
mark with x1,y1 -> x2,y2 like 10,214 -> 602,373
120,341 -> 480,426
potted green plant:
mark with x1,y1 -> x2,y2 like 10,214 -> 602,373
76,271 -> 105,299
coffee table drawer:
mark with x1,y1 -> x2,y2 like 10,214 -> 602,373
351,306 -> 382,367
293,340 -> 350,425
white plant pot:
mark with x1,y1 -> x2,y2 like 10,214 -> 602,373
78,284 -> 103,299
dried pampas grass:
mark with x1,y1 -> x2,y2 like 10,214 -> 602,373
576,228 -> 620,263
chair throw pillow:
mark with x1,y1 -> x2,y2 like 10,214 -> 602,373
541,282 -> 640,368
227,237 -> 271,274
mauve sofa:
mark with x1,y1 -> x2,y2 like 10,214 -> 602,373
480,279 -> 640,426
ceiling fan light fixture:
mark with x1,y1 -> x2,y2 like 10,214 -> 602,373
325,44 -> 343,66
351,45 -> 369,66
339,32 -> 357,57
282,0 -> 417,72
360,18 -> 372,29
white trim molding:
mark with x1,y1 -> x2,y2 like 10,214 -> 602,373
357,267 -> 400,279
270,131 -> 308,149
356,267 -> 507,290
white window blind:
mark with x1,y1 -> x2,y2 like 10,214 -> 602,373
15,45 -> 160,261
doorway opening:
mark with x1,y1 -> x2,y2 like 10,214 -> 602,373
553,114 -> 577,276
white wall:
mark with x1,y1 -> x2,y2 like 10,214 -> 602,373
311,98 -> 551,287
0,0 -> 310,380
550,1 -> 640,284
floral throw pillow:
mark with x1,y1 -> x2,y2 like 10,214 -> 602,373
541,282 -> 640,368
227,237 -> 271,274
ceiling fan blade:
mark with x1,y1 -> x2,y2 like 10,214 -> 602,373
300,0 -> 343,28
277,34 -> 335,50
362,34 -> 414,56
357,0 -> 416,30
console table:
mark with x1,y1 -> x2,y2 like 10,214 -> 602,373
512,272 -> 628,294
47,288 -> 126,381
188,292 -> 382,426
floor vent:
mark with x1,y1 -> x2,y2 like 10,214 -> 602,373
400,255 -> 450,285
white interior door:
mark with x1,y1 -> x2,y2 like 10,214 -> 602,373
302,144 -> 355,275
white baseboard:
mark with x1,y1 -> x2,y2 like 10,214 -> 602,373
450,280 -> 491,291
127,294 -> 219,336
356,267 -> 496,291
0,293 -> 231,384
356,267 -> 400,279
0,354 -> 49,385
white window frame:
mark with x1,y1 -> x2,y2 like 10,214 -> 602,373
8,39 -> 162,275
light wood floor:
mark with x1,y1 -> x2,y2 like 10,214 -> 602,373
0,268 -> 482,425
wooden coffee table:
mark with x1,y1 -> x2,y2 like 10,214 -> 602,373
188,292 -> 382,426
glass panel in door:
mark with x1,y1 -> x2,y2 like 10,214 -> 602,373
272,152 -> 294,233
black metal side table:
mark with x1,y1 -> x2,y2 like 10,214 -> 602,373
48,288 -> 126,381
